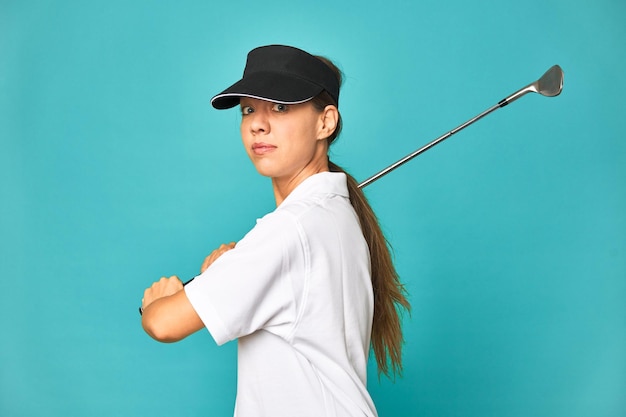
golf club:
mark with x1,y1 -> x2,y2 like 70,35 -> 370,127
358,64 -> 564,188
139,64 -> 564,315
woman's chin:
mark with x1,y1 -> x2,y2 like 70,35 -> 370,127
250,160 -> 285,179
252,165 -> 276,178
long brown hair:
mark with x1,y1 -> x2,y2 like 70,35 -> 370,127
312,56 -> 411,378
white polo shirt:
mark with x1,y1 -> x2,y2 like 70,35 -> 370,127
185,171 -> 377,417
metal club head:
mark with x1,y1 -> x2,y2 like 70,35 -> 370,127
536,65 -> 564,97
501,64 -> 564,106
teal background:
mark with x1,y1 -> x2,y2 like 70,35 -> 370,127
1,0 -> 624,416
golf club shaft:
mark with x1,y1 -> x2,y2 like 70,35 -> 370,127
140,93 -> 523,315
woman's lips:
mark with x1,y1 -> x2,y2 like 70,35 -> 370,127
252,142 -> 277,155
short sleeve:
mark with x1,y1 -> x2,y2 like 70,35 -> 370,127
184,210 -> 305,345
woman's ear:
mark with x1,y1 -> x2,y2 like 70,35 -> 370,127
317,105 -> 339,140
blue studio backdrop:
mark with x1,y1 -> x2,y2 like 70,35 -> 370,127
1,1 -> 624,416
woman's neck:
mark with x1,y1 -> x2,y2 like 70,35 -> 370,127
272,159 -> 329,206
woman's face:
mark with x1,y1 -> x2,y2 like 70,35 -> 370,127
239,97 -> 333,183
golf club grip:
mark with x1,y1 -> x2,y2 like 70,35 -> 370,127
138,276 -> 196,316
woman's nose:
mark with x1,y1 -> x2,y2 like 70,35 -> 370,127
249,112 -> 269,134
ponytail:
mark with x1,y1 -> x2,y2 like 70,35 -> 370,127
329,161 -> 411,378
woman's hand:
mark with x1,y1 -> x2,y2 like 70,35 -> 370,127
141,276 -> 183,312
200,242 -> 236,273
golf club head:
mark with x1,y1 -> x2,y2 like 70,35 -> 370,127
536,65 -> 564,97
500,64 -> 564,106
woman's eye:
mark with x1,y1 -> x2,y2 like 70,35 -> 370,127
241,106 -> 254,115
272,103 -> 288,112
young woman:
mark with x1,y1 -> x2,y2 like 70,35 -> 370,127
141,45 -> 410,417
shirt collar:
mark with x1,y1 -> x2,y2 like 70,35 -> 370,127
280,171 -> 349,206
